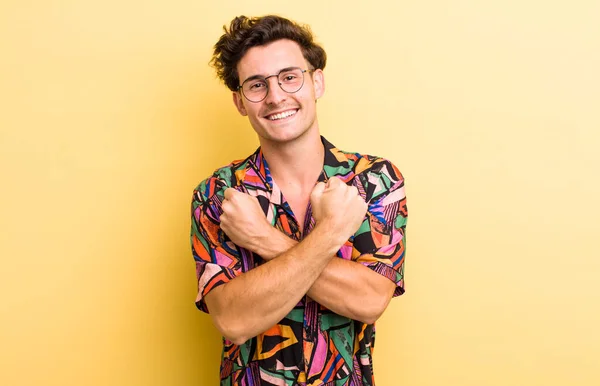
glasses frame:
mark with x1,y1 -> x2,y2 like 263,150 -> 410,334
237,67 -> 314,103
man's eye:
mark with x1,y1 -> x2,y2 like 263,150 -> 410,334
282,75 -> 297,82
249,82 -> 266,90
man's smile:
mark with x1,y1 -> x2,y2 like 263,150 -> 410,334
265,109 -> 298,121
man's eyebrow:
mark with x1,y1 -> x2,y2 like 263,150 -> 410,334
241,74 -> 264,84
278,66 -> 300,73
240,67 -> 300,84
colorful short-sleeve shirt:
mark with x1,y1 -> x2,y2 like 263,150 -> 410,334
190,137 -> 407,386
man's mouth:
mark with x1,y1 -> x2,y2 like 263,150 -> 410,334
265,109 -> 298,121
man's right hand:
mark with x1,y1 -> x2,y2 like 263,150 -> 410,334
310,177 -> 368,245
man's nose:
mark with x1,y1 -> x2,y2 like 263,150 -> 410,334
264,76 -> 287,105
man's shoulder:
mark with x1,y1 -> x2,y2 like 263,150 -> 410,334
331,145 -> 404,183
327,143 -> 405,205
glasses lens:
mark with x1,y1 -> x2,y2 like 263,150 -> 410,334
278,68 -> 305,93
240,68 -> 307,102
242,78 -> 268,102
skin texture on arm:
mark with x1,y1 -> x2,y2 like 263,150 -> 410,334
204,178 -> 367,344
244,224 -> 396,325
307,258 -> 396,324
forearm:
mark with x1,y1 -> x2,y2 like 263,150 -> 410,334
258,232 -> 395,324
307,258 -> 394,324
205,226 -> 339,345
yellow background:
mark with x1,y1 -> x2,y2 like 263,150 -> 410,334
1,0 -> 599,385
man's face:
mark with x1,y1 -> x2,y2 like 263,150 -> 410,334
233,39 -> 325,145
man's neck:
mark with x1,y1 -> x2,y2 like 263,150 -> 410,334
260,131 -> 324,193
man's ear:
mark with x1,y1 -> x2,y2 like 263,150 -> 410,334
312,69 -> 325,100
232,92 -> 248,116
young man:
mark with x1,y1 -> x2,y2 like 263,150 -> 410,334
191,15 -> 408,386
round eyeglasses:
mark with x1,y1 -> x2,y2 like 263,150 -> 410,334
237,67 -> 313,103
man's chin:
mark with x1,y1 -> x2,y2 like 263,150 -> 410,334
257,130 -> 307,145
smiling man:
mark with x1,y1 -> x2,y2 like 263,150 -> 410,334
190,15 -> 408,386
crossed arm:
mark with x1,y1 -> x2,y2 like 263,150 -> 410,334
253,227 -> 396,325
202,224 -> 343,345
199,179 -> 398,344
204,228 -> 396,345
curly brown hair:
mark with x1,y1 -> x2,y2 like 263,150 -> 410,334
211,15 -> 327,91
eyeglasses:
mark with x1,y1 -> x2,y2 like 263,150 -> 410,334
237,67 -> 313,103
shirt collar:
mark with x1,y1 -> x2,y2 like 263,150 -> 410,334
241,136 -> 350,193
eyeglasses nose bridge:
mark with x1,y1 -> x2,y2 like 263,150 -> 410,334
264,73 -> 282,87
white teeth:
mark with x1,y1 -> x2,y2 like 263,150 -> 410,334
268,110 -> 297,120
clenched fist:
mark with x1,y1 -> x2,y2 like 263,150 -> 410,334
310,177 -> 368,246
220,188 -> 273,251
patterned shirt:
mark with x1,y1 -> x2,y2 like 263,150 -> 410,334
190,137 -> 407,386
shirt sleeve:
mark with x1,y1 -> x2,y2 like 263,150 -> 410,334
350,159 -> 408,297
190,177 -> 242,313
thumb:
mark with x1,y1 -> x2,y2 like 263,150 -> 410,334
224,188 -> 238,200
310,181 -> 326,200
326,176 -> 343,189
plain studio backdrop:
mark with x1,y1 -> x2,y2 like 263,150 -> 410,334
1,0 -> 599,385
